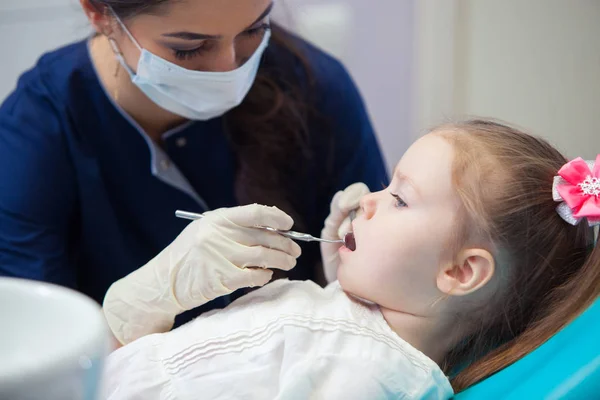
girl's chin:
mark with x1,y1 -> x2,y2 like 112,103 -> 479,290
337,273 -> 376,306
344,290 -> 377,306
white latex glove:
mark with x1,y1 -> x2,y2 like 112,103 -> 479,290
320,183 -> 370,283
103,204 -> 301,345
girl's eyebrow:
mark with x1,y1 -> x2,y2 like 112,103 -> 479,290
393,169 -> 421,198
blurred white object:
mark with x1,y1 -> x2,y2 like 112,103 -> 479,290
0,278 -> 109,400
294,3 -> 353,62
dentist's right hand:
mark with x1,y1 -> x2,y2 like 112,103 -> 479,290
103,204 -> 301,345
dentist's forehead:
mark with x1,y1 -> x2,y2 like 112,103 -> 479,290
130,0 -> 273,37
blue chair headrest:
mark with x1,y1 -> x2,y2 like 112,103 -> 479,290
454,298 -> 600,399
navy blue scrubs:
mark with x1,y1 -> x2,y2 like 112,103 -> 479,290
0,35 -> 388,323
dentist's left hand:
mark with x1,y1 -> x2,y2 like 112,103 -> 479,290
321,183 -> 370,283
103,204 -> 301,345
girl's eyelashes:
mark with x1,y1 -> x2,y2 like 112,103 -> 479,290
390,192 -> 408,208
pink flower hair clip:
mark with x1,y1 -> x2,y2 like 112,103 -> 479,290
552,154 -> 600,227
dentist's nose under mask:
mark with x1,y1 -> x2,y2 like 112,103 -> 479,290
109,12 -> 271,121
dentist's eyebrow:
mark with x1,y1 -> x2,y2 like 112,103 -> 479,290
161,2 -> 274,41
245,2 -> 274,29
162,31 -> 220,40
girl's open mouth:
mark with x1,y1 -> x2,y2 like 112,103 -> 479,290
344,232 -> 356,251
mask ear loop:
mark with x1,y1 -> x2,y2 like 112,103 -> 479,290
109,7 -> 143,51
106,7 -> 143,102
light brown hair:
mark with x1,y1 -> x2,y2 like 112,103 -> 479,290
435,120 -> 599,392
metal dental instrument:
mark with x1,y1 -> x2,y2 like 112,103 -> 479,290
175,210 -> 344,244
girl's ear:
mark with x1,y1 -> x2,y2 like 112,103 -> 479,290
437,248 -> 495,296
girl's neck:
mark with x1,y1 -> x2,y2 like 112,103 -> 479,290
380,307 -> 461,367
89,35 -> 189,141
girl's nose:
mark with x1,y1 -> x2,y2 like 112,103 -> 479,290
360,192 -> 378,220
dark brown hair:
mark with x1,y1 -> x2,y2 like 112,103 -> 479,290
89,0 -> 322,231
436,120 -> 599,392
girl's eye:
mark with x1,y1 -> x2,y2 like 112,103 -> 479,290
242,23 -> 271,38
390,192 -> 408,208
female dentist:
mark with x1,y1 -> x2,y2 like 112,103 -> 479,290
0,0 -> 387,341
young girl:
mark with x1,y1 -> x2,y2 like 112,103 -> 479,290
102,120 -> 600,399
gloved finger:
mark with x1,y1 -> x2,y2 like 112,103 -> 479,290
212,226 -> 302,258
245,268 -> 274,288
337,216 -> 353,239
338,182 -> 370,212
322,183 -> 369,237
215,204 -> 294,231
233,245 -> 298,271
321,192 -> 346,239
226,268 -> 274,291
328,190 -> 344,214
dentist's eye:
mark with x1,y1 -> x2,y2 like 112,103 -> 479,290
172,42 -> 212,60
390,192 -> 407,208
242,23 -> 271,38
173,46 -> 206,60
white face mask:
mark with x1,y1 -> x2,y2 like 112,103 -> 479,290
109,12 -> 271,121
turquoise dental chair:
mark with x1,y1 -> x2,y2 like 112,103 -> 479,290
454,299 -> 600,399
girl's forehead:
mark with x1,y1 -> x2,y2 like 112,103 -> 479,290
391,134 -> 462,208
395,135 -> 455,185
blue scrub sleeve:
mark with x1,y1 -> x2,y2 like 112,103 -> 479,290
0,73 -> 78,287
316,56 -> 389,197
